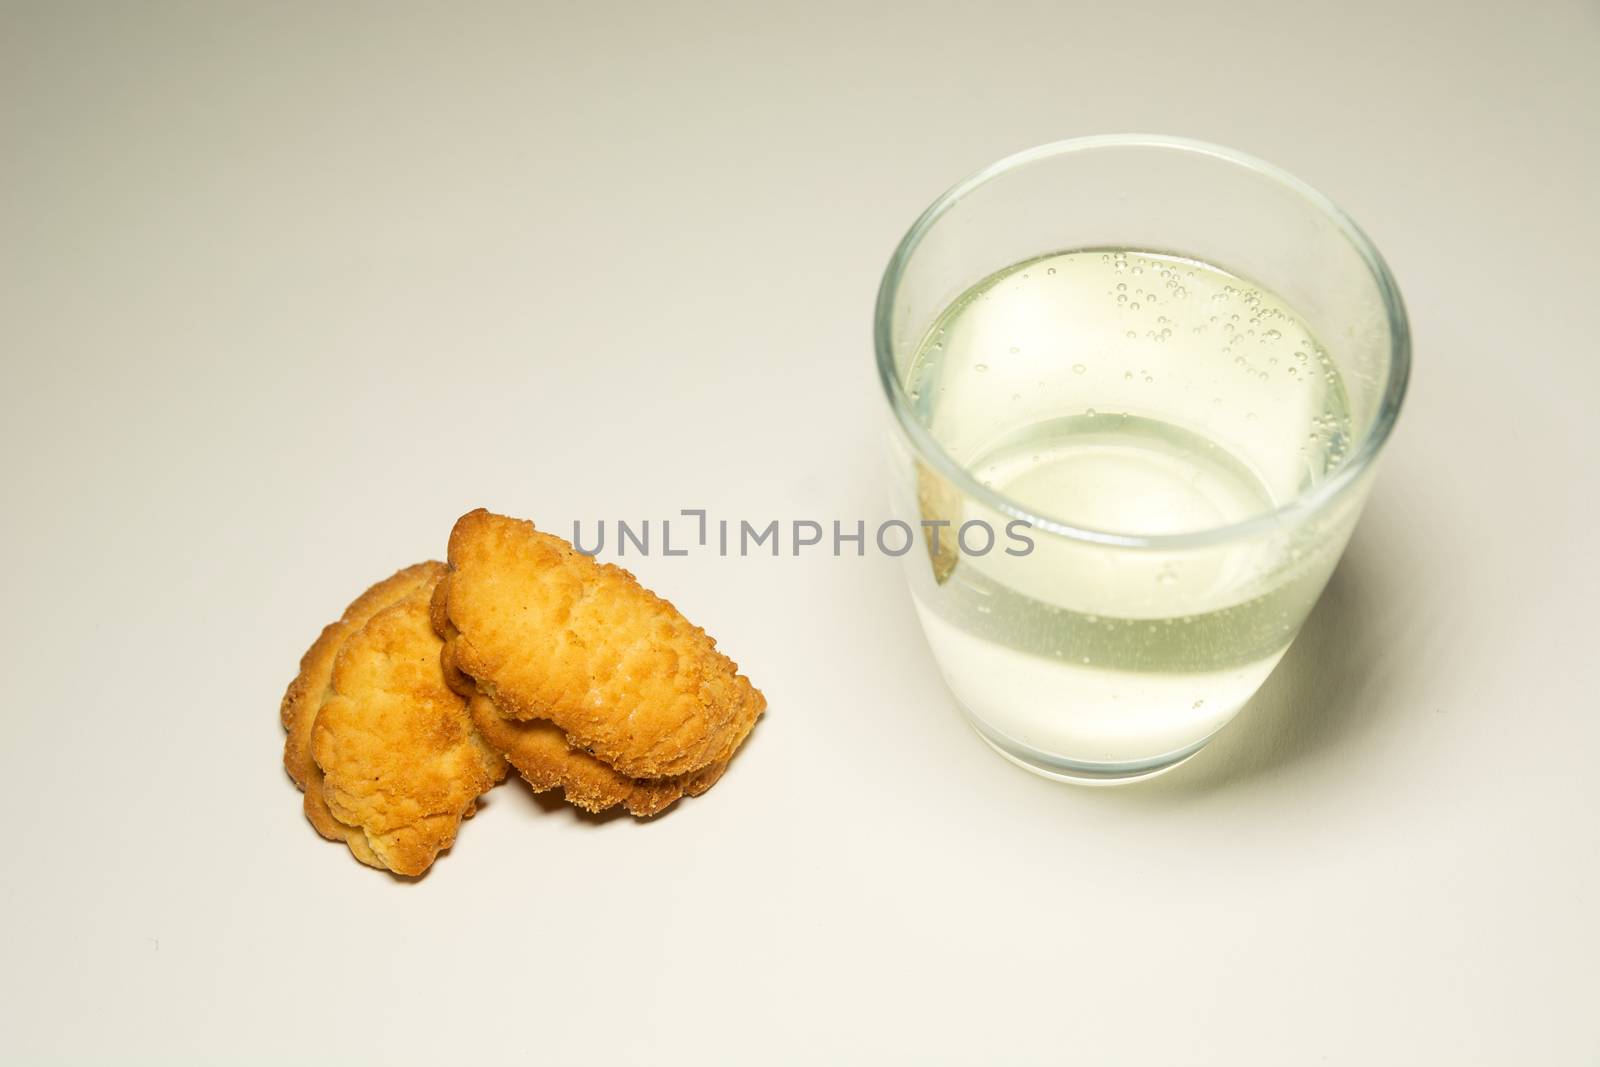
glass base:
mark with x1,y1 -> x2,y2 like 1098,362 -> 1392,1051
963,710 -> 1215,786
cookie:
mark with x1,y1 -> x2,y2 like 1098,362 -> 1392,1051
439,508 -> 765,779
284,562 -> 506,875
281,562 -> 442,844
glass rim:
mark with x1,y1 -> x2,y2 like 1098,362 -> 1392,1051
873,133 -> 1412,551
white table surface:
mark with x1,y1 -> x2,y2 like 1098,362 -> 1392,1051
3,2 -> 1596,1062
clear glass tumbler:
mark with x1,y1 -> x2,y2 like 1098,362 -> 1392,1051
875,135 -> 1410,784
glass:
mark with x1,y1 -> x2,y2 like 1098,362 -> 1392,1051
874,135 -> 1410,784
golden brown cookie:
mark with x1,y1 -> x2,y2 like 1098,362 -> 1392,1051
440,508 -> 765,779
311,569 -> 508,875
281,562 -> 443,844
283,563 -> 507,875
467,693 -> 727,817
440,575 -> 733,816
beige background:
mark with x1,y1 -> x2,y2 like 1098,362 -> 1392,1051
2,1 -> 1596,1063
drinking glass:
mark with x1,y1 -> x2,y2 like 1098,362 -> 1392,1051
874,135 -> 1410,784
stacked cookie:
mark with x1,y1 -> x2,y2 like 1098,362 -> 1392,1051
281,509 -> 765,876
